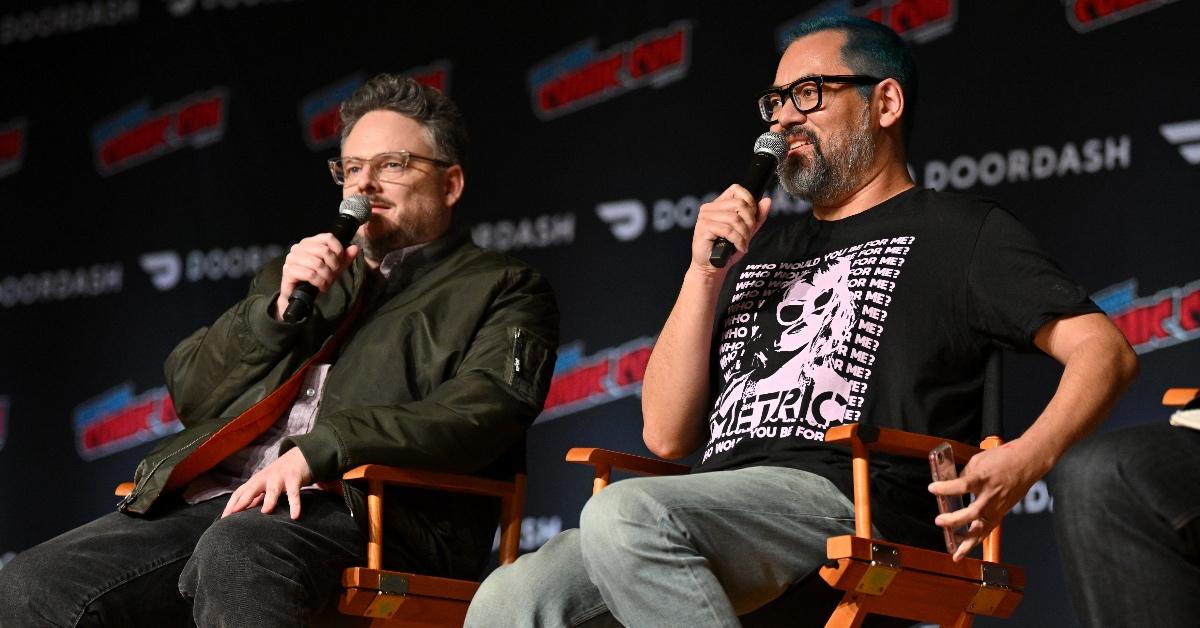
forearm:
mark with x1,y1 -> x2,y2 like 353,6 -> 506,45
1019,313 -> 1139,474
288,376 -> 541,480
642,266 -> 727,459
165,291 -> 298,423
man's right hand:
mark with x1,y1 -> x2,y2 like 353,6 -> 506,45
273,234 -> 360,322
691,184 -> 772,273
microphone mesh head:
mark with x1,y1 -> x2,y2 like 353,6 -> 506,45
753,131 -> 789,163
338,195 -> 372,224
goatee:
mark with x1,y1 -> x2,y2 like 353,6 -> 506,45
777,107 -> 875,206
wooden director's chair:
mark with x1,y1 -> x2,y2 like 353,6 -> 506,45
1162,387 -> 1199,409
567,353 -> 1025,627
117,465 -> 524,628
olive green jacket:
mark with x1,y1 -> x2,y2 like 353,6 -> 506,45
119,232 -> 558,577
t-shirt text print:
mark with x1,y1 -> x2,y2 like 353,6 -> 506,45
703,236 -> 916,463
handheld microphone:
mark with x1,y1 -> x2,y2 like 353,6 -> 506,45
709,131 -> 789,268
282,195 -> 372,323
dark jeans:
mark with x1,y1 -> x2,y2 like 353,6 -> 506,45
1050,423 -> 1200,628
0,491 -> 365,627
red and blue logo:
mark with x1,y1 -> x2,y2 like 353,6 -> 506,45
778,0 -> 957,49
1094,278 -> 1200,354
72,383 -> 182,461
91,88 -> 228,176
528,21 -> 691,120
1067,0 -> 1177,33
540,337 -> 655,421
0,118 -> 26,179
300,62 -> 452,151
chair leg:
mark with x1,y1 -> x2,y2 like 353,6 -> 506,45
825,594 -> 869,628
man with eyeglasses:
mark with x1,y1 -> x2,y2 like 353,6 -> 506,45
467,16 -> 1135,627
0,74 -> 559,627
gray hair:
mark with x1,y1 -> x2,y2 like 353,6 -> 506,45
339,73 -> 468,167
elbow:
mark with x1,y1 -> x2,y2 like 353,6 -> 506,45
1114,340 -> 1140,390
642,428 -> 691,461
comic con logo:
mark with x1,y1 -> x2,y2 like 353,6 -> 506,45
91,88 -> 228,176
1066,0 -> 1178,33
73,383 -> 182,460
540,338 -> 655,421
300,62 -> 450,150
0,118 -> 26,178
528,21 -> 691,120
1094,278 -> 1200,354
778,0 -> 957,48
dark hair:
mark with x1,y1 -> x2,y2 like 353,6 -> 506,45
786,16 -> 918,141
339,74 -> 468,167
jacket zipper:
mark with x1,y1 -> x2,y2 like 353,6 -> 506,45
118,432 -> 212,510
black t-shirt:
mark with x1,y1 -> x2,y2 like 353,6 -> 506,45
693,187 -> 1099,548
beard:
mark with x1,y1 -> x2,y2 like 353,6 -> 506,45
351,204 -> 442,263
777,106 -> 875,206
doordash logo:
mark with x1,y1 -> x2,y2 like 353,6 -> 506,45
1160,120 -> 1200,165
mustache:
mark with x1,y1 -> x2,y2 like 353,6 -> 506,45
783,125 -> 818,145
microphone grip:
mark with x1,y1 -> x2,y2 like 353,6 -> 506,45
710,152 -> 779,268
283,283 -> 318,323
281,212 -> 364,323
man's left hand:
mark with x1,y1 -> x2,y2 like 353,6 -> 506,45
221,447 -> 313,520
927,437 -> 1050,561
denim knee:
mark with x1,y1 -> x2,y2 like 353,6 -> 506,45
0,551 -> 51,625
1052,430 -> 1134,510
579,479 -> 668,558
467,562 -> 523,624
180,514 -> 291,598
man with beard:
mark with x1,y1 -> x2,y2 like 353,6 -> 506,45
0,74 -> 559,627
466,16 -> 1135,627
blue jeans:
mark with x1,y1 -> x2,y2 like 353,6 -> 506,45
466,466 -> 871,628
1050,423 -> 1200,628
0,491 -> 364,627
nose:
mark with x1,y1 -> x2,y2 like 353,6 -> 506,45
353,165 -> 382,196
772,99 -> 808,134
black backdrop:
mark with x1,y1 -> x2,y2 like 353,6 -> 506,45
3,1 -> 1199,625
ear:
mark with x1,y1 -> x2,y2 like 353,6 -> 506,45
442,164 -> 465,208
875,78 -> 905,132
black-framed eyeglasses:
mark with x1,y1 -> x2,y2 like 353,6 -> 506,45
756,74 -> 883,123
328,151 -> 452,186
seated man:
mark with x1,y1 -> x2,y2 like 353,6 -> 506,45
1051,397 -> 1200,628
466,17 -> 1136,627
0,74 -> 558,627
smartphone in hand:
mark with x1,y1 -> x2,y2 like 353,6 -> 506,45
929,442 -> 970,554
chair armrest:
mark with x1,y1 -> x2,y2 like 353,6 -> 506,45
825,423 -> 1004,562
115,482 -> 134,497
1163,387 -> 1199,407
565,448 -> 690,476
341,465 -> 525,569
825,424 -> 983,465
565,448 -> 689,495
342,464 -> 519,499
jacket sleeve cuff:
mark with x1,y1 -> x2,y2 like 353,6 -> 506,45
245,292 -> 304,352
283,423 -> 344,482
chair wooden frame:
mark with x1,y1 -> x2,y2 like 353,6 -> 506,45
116,465 -> 525,628
336,465 -> 525,627
566,425 -> 1025,628
1162,387 -> 1199,407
